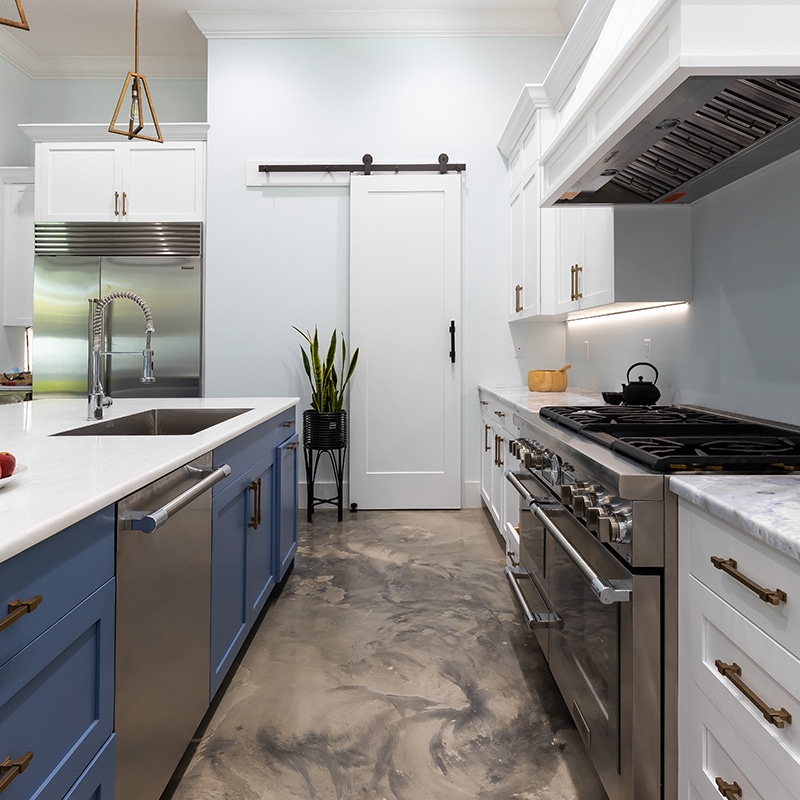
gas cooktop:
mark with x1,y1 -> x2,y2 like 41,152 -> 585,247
539,405 -> 800,472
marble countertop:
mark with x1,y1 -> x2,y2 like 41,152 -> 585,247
0,396 -> 298,564
669,474 -> 800,563
479,384 -> 800,563
478,385 -> 603,415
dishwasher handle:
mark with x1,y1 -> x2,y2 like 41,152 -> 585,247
130,463 -> 232,533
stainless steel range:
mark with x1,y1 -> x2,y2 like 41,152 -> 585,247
504,404 -> 800,800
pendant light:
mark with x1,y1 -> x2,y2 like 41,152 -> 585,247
109,0 -> 162,143
0,0 -> 29,29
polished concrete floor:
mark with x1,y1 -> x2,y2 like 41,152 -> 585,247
168,509 -> 607,800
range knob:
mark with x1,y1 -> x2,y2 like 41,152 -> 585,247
559,481 -> 590,506
597,510 -> 633,544
572,490 -> 603,518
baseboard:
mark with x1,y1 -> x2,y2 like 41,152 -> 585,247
298,480 -> 482,510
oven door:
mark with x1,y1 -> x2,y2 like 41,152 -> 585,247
540,505 -> 662,800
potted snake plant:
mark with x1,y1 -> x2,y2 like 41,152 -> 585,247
292,326 -> 359,450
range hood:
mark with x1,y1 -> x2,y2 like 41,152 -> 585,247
558,75 -> 800,205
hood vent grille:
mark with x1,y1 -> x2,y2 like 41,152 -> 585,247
562,77 -> 800,205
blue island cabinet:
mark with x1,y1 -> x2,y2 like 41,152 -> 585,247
0,507 -> 115,800
209,406 -> 298,699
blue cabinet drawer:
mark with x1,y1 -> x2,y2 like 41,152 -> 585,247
274,407 -> 297,444
62,735 -> 115,800
0,507 -> 114,668
212,421 -> 274,494
0,579 -> 115,800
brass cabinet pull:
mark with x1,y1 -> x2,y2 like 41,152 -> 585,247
114,191 -> 120,216
287,441 -> 298,450
495,435 -> 504,467
574,264 -> 583,299
506,551 -> 520,567
480,400 -> 488,406
514,283 -> 523,313
710,556 -> 787,605
282,419 -> 296,427
714,659 -> 792,728
0,752 -> 33,794
122,191 -> 128,216
0,596 -> 43,633
248,477 -> 262,529
569,264 -> 575,301
484,424 -> 491,452
494,410 -> 505,418
715,777 -> 742,799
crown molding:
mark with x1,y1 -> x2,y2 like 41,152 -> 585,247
0,166 -> 34,183
189,9 -> 567,39
497,84 -> 552,158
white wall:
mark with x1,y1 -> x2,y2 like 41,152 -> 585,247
202,36 -> 564,501
560,148 -> 800,426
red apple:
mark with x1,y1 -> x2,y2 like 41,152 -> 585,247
0,451 -> 16,478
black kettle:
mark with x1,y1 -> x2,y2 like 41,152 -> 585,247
621,361 -> 661,405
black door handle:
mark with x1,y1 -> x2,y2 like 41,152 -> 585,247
449,320 -> 456,364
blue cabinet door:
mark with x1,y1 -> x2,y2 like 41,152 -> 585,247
276,433 -> 299,581
245,458 -> 275,625
209,472 -> 250,699
0,579 -> 115,800
62,735 -> 115,800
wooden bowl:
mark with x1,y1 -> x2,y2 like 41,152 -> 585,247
527,366 -> 569,392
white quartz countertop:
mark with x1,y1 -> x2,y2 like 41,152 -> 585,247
0,396 -> 299,564
670,474 -> 800,563
479,385 -> 603,414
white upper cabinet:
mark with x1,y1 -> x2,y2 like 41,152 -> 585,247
35,140 -> 205,222
542,205 -> 691,319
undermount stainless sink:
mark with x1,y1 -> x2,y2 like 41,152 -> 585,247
54,408 -> 252,437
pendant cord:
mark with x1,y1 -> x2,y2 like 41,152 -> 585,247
134,0 -> 139,74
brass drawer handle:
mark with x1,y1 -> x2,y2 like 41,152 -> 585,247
0,596 -> 43,633
715,777 -> 742,799
283,420 -> 296,427
0,752 -> 33,794
710,556 -> 787,605
114,191 -> 120,216
514,284 -> 523,313
248,477 -> 262,530
287,441 -> 298,450
484,424 -> 491,452
494,410 -> 505,418
122,191 -> 128,216
506,551 -> 520,568
715,659 -> 792,728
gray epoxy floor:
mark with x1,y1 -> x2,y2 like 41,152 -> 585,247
167,509 -> 607,799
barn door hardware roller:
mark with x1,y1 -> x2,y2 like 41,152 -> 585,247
258,154 -> 466,175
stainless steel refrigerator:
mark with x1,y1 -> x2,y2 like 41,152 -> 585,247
33,222 -> 202,398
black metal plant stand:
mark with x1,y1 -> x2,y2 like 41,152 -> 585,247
302,410 -> 347,522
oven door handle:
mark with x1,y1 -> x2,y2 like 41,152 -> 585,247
505,567 -> 564,630
506,470 -> 631,605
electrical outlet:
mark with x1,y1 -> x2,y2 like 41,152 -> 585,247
643,338 -> 652,359
584,340 -> 590,361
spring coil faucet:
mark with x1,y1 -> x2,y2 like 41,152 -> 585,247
88,291 -> 155,420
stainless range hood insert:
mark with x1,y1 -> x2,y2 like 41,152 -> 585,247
558,75 -> 800,205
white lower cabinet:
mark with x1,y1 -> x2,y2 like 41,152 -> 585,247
678,501 -> 799,800
479,391 -> 519,564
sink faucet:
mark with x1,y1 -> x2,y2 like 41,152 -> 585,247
88,291 -> 155,420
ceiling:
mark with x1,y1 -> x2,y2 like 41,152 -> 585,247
0,0 -> 586,79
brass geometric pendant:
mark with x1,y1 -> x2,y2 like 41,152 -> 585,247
109,72 -> 163,143
0,0 -> 29,29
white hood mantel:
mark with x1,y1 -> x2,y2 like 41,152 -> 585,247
538,0 -> 800,206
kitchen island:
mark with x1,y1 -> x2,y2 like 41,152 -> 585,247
0,396 -> 298,563
0,395 -> 299,800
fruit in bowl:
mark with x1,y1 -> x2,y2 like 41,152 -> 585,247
0,451 -> 16,478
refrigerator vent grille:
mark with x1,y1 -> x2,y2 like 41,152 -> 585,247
34,222 -> 203,256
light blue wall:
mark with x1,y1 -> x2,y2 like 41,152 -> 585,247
203,36 -> 565,495
0,56 -> 32,165
560,149 -> 800,426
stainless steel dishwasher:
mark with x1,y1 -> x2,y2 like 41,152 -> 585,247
115,453 -> 230,800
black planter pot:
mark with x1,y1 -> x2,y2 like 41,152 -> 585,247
303,409 -> 347,450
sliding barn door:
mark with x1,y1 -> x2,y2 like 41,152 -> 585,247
349,173 -> 462,509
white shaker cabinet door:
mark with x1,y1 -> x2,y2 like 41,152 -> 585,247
36,143 -> 121,221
